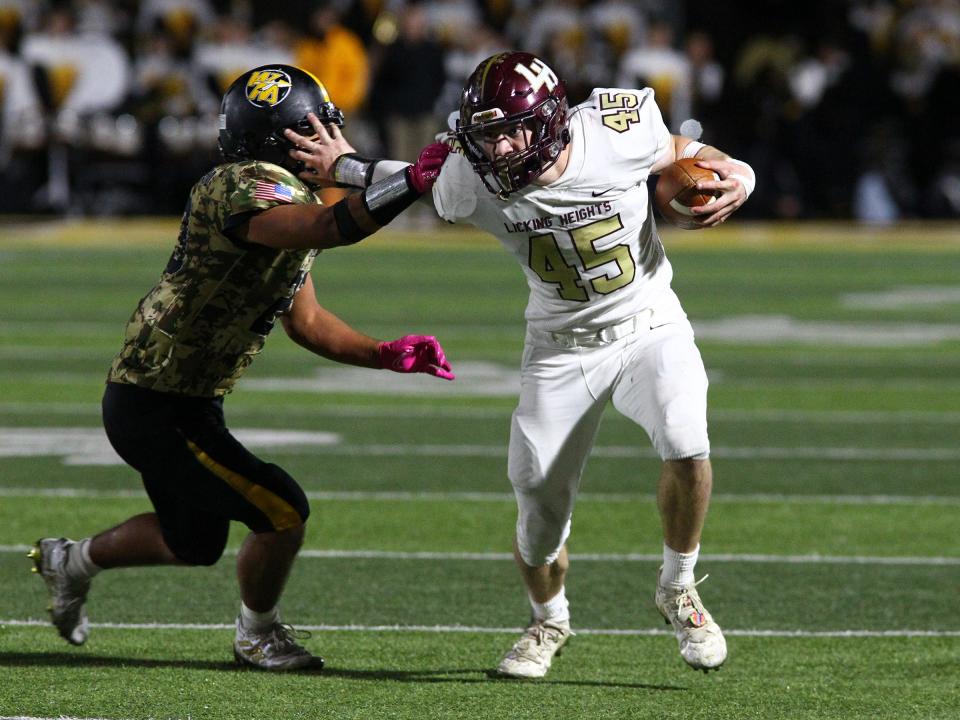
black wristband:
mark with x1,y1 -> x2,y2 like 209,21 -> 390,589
333,199 -> 367,245
361,168 -> 419,226
333,153 -> 380,188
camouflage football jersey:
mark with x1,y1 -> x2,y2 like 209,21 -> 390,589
108,161 -> 320,397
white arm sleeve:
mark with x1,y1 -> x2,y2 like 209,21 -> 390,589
370,160 -> 411,183
373,159 -> 440,208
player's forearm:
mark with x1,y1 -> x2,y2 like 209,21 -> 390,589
246,167 -> 427,250
330,168 -> 428,242
332,154 -> 410,188
282,309 -> 381,368
331,144 -> 449,220
692,145 -> 728,161
676,138 -> 726,161
298,331 -> 382,368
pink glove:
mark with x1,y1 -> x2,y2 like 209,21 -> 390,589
406,142 -> 451,194
378,335 -> 455,381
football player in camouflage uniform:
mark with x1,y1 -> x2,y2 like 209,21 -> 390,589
287,52 -> 756,678
29,65 -> 453,671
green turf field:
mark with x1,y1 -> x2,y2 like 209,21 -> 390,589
0,219 -> 958,719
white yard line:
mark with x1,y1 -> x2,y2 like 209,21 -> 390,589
241,444 -> 960,461
1,545 -> 956,565
712,408 -> 960,423
6,313 -> 960,346
3,402 -> 960,424
1,487 -> 958,506
1,618 -> 957,638
2,371 -> 958,395
841,285 -> 960,309
170,443 -> 959,461
297,550 -> 960,566
0,488 -> 955,506
3,426 -> 959,465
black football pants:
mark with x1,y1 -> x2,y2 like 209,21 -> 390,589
101,382 -> 309,565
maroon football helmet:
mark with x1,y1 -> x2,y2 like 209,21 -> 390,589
455,52 -> 570,197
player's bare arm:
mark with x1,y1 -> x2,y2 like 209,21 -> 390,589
281,275 -> 455,380
237,195 -> 379,250
280,274 -> 380,367
233,145 -> 449,251
653,134 -> 755,227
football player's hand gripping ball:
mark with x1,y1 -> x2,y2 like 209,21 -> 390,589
379,335 -> 455,380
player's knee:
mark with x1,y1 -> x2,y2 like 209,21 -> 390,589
517,537 -> 564,567
516,513 -> 571,567
275,522 -> 306,550
655,415 -> 709,462
264,463 -> 310,526
665,456 -> 712,487
507,455 -> 548,493
287,494 -> 310,527
250,463 -> 309,531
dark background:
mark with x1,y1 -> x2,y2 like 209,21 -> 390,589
0,0 -> 955,221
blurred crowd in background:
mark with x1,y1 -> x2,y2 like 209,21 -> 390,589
0,0 -> 957,222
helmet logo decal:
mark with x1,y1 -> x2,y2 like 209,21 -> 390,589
513,59 -> 557,93
471,108 -> 505,124
245,69 -> 292,107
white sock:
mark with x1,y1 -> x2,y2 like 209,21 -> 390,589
529,587 -> 570,625
66,538 -> 102,580
661,543 -> 700,590
240,603 -> 279,632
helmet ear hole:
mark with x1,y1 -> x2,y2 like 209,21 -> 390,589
291,119 -> 313,135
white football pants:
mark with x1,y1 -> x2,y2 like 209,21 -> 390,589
508,297 -> 710,566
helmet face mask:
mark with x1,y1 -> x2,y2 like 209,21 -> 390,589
218,65 -> 344,174
455,53 -> 570,197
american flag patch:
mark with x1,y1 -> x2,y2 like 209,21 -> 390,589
254,181 -> 294,203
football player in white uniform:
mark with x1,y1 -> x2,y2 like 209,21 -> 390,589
286,51 -> 755,678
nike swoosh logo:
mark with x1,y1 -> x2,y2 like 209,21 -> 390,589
591,187 -> 616,197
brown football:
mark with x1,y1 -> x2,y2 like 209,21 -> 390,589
654,158 -> 721,230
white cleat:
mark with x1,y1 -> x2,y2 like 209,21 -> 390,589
496,619 -> 572,679
655,568 -> 727,673
30,538 -> 91,646
233,618 -> 321,671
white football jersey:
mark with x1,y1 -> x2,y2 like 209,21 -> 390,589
434,87 -> 677,333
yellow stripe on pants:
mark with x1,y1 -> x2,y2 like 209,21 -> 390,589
186,439 -> 301,531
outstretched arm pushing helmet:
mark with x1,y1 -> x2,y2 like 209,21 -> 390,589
229,127 -> 447,250
284,114 -> 444,192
